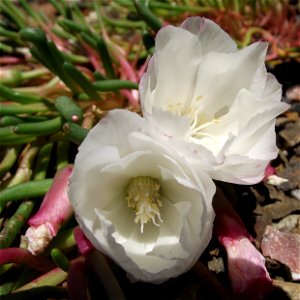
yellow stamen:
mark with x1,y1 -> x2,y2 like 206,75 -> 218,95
167,97 -> 219,140
126,176 -> 162,233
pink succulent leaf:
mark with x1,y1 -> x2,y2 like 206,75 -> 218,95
74,226 -> 95,257
25,165 -> 74,255
213,189 -> 251,240
0,248 -> 55,272
213,188 -> 272,300
223,237 -> 272,299
28,165 -> 73,234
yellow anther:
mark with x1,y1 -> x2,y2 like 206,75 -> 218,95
126,176 -> 162,233
167,96 -> 219,140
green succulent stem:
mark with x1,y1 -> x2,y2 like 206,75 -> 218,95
63,122 -> 89,145
51,248 -> 70,272
0,103 -> 50,115
0,84 -> 44,103
55,96 -> 83,123
1,68 -> 51,87
0,200 -> 35,248
93,80 -> 138,91
0,147 -> 21,179
33,143 -> 54,181
134,0 -> 162,32
10,285 -> 68,299
0,179 -> 53,205
15,267 -> 68,291
13,117 -> 63,136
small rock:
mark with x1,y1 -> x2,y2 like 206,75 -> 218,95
276,116 -> 290,127
267,175 -> 288,186
273,215 -> 300,233
286,111 -> 300,121
286,85 -> 300,101
209,248 -> 220,256
279,150 -> 289,166
254,207 -> 272,244
272,279 -> 300,300
291,103 -> 300,114
261,226 -> 300,280
279,122 -> 300,148
264,186 -> 300,219
276,166 -> 300,191
294,145 -> 300,156
207,257 -> 225,274
289,155 -> 300,167
291,189 -> 300,201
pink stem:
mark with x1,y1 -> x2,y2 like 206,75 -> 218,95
137,56 -> 150,81
67,257 -> 88,300
43,24 -> 70,51
120,89 -> 139,108
0,248 -> 55,272
0,57 -> 23,65
77,66 -> 95,80
82,43 -> 104,72
74,227 -> 126,299
115,51 -> 137,82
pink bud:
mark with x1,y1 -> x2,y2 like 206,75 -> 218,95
25,165 -> 74,255
213,188 -> 272,300
263,164 -> 276,181
74,227 -> 95,257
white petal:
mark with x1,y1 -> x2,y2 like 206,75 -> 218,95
140,17 -> 237,117
69,146 -> 121,218
262,73 -> 283,102
246,121 -> 277,159
146,107 -> 190,139
181,17 -> 237,53
149,199 -> 190,260
248,64 -> 267,98
226,91 -> 290,156
191,42 -> 268,119
78,109 -> 147,158
190,89 -> 289,160
111,215 -> 159,259
143,26 -> 203,111
139,56 -> 155,115
209,156 -> 268,184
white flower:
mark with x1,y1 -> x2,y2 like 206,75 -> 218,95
140,17 -> 289,184
68,109 -> 215,283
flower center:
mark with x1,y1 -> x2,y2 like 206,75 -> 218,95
126,176 -> 162,233
167,98 -> 219,141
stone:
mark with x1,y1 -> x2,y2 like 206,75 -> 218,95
261,226 -> 300,280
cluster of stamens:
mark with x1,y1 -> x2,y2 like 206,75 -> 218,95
167,97 -> 219,141
126,176 -> 163,233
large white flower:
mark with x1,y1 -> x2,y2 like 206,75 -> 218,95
68,109 -> 215,283
140,17 -> 289,184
